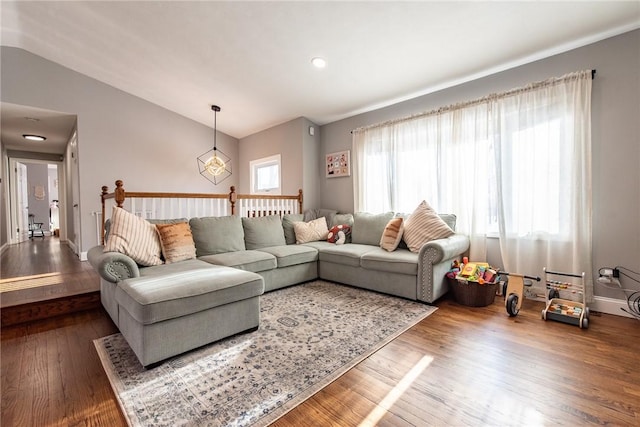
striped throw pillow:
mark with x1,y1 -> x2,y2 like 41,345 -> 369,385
104,207 -> 163,266
156,222 -> 196,263
403,201 -> 454,253
380,217 -> 404,251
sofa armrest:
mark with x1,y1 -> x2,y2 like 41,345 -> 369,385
417,234 -> 470,303
87,245 -> 141,283
419,234 -> 470,265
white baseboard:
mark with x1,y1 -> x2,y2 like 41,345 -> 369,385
65,240 -> 88,261
592,295 -> 638,319
79,251 -> 88,261
0,242 -> 7,254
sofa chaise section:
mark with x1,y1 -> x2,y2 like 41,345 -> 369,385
116,263 -> 264,366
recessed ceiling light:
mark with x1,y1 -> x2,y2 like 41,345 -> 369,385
311,57 -> 327,69
23,134 -> 47,141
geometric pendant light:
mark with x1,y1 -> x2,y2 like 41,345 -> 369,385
197,105 -> 232,185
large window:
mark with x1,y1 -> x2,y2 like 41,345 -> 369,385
353,71 -> 593,294
250,154 -> 281,195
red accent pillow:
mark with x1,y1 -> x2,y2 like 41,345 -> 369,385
327,224 -> 352,243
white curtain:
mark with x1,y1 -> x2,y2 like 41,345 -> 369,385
353,104 -> 491,261
353,70 -> 593,296
493,71 -> 592,298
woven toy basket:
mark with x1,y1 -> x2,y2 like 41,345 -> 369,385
448,277 -> 498,307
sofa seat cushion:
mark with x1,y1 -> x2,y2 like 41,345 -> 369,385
360,247 -> 418,275
116,265 -> 264,325
139,259 -> 213,278
300,241 -> 336,251
316,243 -> 378,267
257,245 -> 318,268
199,250 -> 276,273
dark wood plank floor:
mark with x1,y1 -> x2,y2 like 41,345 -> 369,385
2,241 -> 639,426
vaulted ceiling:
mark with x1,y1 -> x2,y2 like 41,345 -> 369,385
2,1 -> 639,150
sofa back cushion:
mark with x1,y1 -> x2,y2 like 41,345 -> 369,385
242,215 -> 286,249
351,212 -> 394,246
438,214 -> 457,232
330,213 -> 354,228
282,213 -> 304,245
303,208 -> 338,226
189,216 -> 245,256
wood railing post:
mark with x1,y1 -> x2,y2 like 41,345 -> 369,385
114,180 -> 125,208
229,186 -> 237,216
100,185 -> 109,245
298,189 -> 303,214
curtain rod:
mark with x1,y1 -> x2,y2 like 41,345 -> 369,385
351,69 -> 596,134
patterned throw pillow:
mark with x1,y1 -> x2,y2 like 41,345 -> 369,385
327,224 -> 352,244
155,222 -> 197,263
379,217 -> 404,251
293,217 -> 329,244
103,207 -> 163,266
403,200 -> 454,252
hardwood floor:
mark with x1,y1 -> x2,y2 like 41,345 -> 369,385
1,238 -> 100,326
3,288 -> 639,426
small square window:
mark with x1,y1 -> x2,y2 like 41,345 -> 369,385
250,154 -> 281,195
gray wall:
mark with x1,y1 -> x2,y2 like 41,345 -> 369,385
301,118 -> 321,210
319,29 -> 640,298
1,47 -> 239,254
239,117 -> 320,209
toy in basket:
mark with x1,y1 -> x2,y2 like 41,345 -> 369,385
541,268 -> 589,329
498,271 -> 541,316
446,260 -> 500,307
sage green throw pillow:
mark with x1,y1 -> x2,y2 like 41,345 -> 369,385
351,212 -> 394,246
189,216 -> 245,256
242,215 -> 286,250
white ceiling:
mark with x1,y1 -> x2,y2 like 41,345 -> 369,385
2,1 -> 639,150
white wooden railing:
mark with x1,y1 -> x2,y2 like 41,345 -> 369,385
100,180 -> 303,245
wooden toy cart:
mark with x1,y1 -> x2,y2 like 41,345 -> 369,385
541,268 -> 589,329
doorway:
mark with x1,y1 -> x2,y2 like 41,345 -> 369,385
8,159 -> 65,243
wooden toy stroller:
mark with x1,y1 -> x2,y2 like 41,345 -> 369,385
499,271 -> 541,317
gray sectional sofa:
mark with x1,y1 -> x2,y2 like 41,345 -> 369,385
88,210 -> 469,366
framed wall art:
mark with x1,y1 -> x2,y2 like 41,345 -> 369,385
325,150 -> 350,178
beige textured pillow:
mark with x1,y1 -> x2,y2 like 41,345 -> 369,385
293,217 -> 329,244
403,200 -> 454,252
104,207 -> 163,266
156,222 -> 197,263
380,217 -> 404,252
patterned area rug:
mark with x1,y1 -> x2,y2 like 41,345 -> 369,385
94,280 -> 437,427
